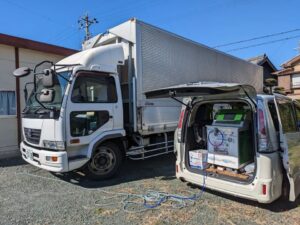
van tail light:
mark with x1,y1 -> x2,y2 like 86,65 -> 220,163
178,109 -> 185,129
177,108 -> 186,143
257,100 -> 268,151
262,184 -> 267,195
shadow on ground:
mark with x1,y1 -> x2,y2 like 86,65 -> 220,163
51,154 -> 176,189
0,156 -> 25,167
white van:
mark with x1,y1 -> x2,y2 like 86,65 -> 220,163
145,82 -> 300,203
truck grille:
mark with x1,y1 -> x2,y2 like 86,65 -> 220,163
24,128 -> 41,145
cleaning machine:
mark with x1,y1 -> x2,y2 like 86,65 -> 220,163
206,109 -> 253,170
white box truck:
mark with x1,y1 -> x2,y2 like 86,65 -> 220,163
14,18 -> 263,179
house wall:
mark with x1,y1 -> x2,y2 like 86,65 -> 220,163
293,63 -> 300,72
293,89 -> 300,94
278,75 -> 291,92
262,62 -> 277,84
0,46 -> 66,159
0,44 -> 18,158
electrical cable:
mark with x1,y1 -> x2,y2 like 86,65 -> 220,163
207,128 -> 224,147
225,34 -> 300,52
10,168 -> 207,213
213,28 -> 300,48
4,0 -> 79,44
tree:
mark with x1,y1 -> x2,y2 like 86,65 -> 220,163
265,78 -> 278,94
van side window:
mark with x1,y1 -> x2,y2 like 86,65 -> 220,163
276,99 -> 297,133
294,102 -> 300,128
268,101 -> 279,132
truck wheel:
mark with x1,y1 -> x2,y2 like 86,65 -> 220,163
85,142 -> 122,180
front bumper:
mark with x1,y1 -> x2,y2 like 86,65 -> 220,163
20,142 -> 69,172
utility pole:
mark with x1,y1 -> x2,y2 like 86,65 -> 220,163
78,13 -> 98,41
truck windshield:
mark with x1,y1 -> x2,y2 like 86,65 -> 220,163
24,71 -> 71,115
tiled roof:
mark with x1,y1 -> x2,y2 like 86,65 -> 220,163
247,54 -> 266,65
247,53 -> 277,71
281,54 -> 300,68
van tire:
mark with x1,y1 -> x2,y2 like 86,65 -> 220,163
84,142 -> 123,180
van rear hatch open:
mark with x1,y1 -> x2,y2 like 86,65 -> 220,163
146,82 -> 258,182
145,82 -> 257,104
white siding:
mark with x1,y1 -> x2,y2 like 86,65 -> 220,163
0,44 -> 18,158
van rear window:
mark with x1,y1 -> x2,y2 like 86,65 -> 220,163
268,102 -> 279,132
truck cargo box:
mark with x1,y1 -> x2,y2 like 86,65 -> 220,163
83,19 -> 263,136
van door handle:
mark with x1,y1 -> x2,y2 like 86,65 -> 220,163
109,115 -> 113,119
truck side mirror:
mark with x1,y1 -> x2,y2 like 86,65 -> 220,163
42,69 -> 54,87
39,89 -> 55,103
13,67 -> 32,77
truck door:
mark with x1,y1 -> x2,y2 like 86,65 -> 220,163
66,71 -> 117,147
275,95 -> 300,201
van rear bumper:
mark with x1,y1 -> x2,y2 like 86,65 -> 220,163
20,142 -> 69,172
176,168 -> 281,204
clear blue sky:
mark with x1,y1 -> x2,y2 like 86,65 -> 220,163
1,0 -> 300,68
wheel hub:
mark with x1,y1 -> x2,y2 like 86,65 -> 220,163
89,147 -> 116,175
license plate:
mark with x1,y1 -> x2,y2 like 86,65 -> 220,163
25,149 -> 33,160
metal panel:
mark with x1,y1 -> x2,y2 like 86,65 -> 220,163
138,21 -> 263,95
85,19 -> 263,136
134,20 -> 263,135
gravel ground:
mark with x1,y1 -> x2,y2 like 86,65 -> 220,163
0,155 -> 299,225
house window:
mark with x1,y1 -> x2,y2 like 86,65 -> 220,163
0,91 -> 16,115
292,74 -> 300,88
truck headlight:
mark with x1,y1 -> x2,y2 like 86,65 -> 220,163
43,140 -> 65,150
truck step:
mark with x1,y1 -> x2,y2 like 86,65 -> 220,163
127,142 -> 174,160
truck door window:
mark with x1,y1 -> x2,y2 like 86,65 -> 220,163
268,101 -> 279,132
70,111 -> 109,137
71,71 -> 117,103
276,99 -> 297,133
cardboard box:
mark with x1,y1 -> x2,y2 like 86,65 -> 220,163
189,150 -> 208,170
208,153 -> 239,169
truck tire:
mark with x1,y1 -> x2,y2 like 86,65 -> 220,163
85,142 -> 122,180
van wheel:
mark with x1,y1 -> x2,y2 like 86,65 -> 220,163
85,142 -> 122,180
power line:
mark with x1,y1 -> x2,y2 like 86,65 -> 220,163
4,0 -> 57,24
226,34 -> 300,52
214,28 -> 300,48
53,29 -> 80,43
4,0 -> 79,44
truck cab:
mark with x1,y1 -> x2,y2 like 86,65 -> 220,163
18,44 -> 126,179
145,82 -> 300,203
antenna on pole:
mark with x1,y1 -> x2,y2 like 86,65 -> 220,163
78,13 -> 98,41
